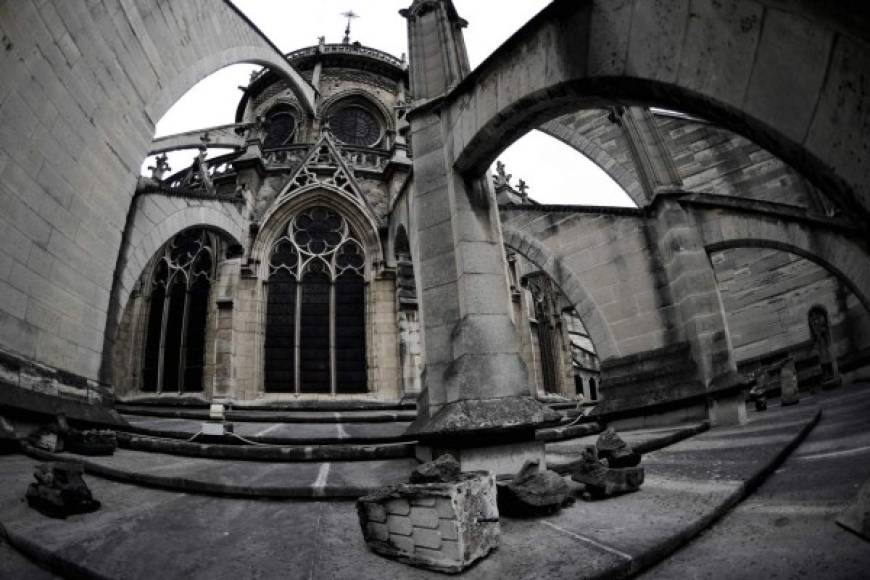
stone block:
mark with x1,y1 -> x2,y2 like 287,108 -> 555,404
410,497 -> 436,507
364,502 -> 387,523
412,527 -> 441,550
439,520 -> 458,541
385,497 -> 410,516
358,472 -> 499,573
836,476 -> 870,541
367,522 -> 389,542
386,514 -> 412,536
410,507 -> 439,530
25,462 -> 100,519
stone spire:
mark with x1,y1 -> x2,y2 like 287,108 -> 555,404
400,0 -> 470,100
341,10 -> 358,45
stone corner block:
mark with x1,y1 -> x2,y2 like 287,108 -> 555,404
356,472 -> 500,573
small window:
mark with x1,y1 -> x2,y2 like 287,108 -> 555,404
328,105 -> 380,147
263,106 -> 296,149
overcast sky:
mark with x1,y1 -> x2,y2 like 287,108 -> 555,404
147,1 -> 633,207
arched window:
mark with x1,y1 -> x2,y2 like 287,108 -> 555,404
263,105 -> 297,149
264,206 -> 367,394
525,272 -> 560,394
142,229 -> 217,393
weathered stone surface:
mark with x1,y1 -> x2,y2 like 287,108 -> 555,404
408,396 -> 559,438
497,459 -> 571,516
64,429 -> 117,456
836,476 -> 870,542
25,462 -> 101,519
780,359 -> 800,406
357,472 -> 499,573
410,453 -> 461,484
569,449 -> 644,499
29,429 -> 62,453
596,427 -> 641,468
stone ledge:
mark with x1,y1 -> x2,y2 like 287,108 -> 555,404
408,396 -> 559,442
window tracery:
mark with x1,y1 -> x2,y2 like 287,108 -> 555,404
264,206 -> 367,393
263,105 -> 297,149
142,229 -> 217,393
328,105 -> 381,147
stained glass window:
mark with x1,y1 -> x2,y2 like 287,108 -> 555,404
263,106 -> 296,149
265,206 -> 367,394
328,106 -> 380,147
142,229 -> 217,393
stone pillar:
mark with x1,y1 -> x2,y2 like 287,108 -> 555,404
402,0 -> 552,473
616,105 -> 744,425
653,198 -> 746,425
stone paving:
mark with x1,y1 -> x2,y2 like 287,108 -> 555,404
0,387 -> 832,579
123,415 -> 414,443
639,384 -> 870,580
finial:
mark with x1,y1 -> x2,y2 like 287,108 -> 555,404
341,10 -> 359,44
493,160 -> 512,189
517,179 -> 529,203
148,153 -> 171,180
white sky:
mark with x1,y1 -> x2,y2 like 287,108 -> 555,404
146,1 -> 634,207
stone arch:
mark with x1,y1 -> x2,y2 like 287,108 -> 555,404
538,114 -> 645,206
116,201 -> 246,333
694,211 -> 870,315
1,0 -> 318,382
501,225 -> 620,360
146,50 -> 314,126
252,185 -> 383,281
448,0 -> 870,218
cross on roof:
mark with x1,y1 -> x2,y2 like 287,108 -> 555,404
342,10 -> 359,44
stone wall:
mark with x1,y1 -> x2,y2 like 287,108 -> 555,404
711,246 -> 869,363
656,115 -> 825,209
502,209 -> 675,360
0,0 -> 313,383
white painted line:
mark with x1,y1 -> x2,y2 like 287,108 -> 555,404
335,414 -> 349,439
255,423 -> 285,437
541,521 -> 633,562
313,462 -> 331,497
795,444 -> 870,461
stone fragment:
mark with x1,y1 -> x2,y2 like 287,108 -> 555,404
358,472 -> 499,573
25,462 -> 101,519
497,459 -> 571,516
749,371 -> 769,411
780,358 -> 799,406
837,476 -> 870,542
30,429 -> 62,453
596,427 -> 641,468
64,429 -> 117,456
410,453 -> 461,484
569,449 -> 644,499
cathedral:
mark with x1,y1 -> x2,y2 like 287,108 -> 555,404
1,0 -> 869,578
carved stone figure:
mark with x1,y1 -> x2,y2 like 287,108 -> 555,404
25,462 -> 101,519
497,459 -> 571,516
808,305 -> 841,389
780,357 -> 799,406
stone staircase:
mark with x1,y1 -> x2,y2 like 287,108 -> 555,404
9,397 -> 608,500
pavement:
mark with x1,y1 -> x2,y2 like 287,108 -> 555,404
122,414 -> 414,444
638,384 -> 870,580
0,384 -> 839,579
